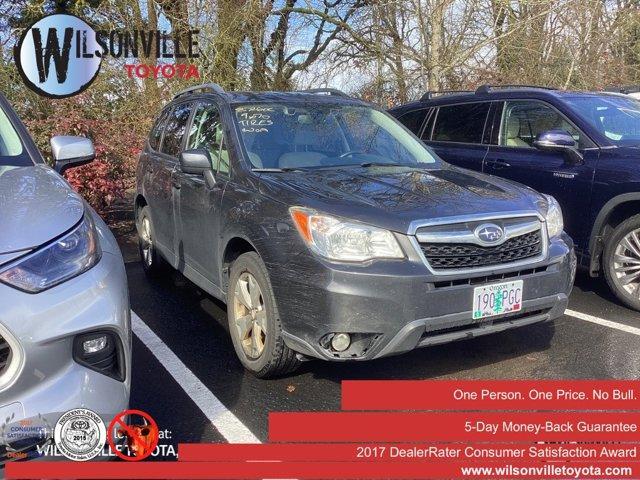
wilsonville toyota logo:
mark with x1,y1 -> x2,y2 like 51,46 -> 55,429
15,14 -> 102,98
14,13 -> 200,98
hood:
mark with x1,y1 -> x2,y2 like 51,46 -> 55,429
258,165 -> 544,232
615,145 -> 640,155
0,165 -> 84,256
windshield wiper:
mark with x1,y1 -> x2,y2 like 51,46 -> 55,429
359,162 -> 410,168
252,167 -> 305,172
305,162 -> 411,170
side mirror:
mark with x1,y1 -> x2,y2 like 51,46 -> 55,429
180,149 -> 213,175
533,130 -> 583,165
51,136 -> 95,174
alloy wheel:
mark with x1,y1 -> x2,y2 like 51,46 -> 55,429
233,272 -> 267,359
612,229 -> 640,297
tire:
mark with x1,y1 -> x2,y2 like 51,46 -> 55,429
137,206 -> 168,278
227,252 -> 301,378
603,214 -> 640,311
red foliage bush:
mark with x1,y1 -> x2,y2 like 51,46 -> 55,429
60,120 -> 140,214
19,94 -> 147,215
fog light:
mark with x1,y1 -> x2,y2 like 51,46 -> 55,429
73,331 -> 124,381
83,335 -> 107,354
331,333 -> 351,352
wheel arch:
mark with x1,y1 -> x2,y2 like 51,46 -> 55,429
589,193 -> 640,275
134,194 -> 148,224
220,235 -> 261,294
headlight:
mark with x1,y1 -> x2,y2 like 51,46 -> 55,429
290,207 -> 404,262
0,214 -> 102,293
544,194 -> 563,238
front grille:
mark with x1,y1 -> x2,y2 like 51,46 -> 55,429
421,230 -> 542,270
0,334 -> 10,376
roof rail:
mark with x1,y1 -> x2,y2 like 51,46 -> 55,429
173,83 -> 225,99
300,88 -> 350,98
605,85 -> 640,94
420,90 -> 473,101
476,84 -> 556,94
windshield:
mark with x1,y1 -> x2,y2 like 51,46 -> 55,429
0,106 -> 30,167
233,103 -> 439,170
566,95 -> 640,146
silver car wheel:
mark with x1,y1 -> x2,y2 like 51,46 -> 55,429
612,229 -> 640,296
233,272 -> 266,359
140,217 -> 153,267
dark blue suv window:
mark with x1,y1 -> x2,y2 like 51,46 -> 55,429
397,109 -> 429,135
499,100 -> 586,148
565,95 -> 640,146
432,103 -> 490,143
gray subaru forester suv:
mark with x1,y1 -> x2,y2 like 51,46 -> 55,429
0,94 -> 130,464
136,84 -> 575,378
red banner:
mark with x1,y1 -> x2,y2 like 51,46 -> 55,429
6,460 -> 640,479
269,411 -> 640,442
6,380 -> 640,479
179,442 -> 639,462
342,380 -> 640,411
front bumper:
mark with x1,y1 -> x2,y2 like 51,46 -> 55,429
0,244 -> 131,463
273,233 -> 575,361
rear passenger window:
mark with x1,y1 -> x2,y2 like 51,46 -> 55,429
148,109 -> 169,151
161,103 -> 192,157
432,103 -> 490,143
397,109 -> 428,135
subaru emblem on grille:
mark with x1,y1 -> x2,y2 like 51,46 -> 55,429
474,223 -> 504,245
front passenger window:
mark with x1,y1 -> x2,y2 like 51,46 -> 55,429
149,108 -> 169,151
161,103 -> 192,156
187,103 -> 229,175
500,100 -> 584,148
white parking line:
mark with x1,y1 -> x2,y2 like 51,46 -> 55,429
565,309 -> 640,336
131,311 -> 261,444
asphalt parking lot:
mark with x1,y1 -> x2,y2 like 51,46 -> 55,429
119,231 -> 640,456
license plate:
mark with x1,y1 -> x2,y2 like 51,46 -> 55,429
472,280 -> 523,320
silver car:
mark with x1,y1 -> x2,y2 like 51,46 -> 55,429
0,94 -> 130,462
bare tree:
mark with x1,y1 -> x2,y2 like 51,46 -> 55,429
245,0 -> 366,90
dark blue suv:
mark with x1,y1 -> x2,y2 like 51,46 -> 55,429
390,85 -> 640,310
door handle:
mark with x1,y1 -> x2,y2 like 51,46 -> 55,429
487,159 -> 511,169
552,171 -> 577,179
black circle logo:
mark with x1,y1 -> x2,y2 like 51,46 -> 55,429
14,13 -> 102,98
